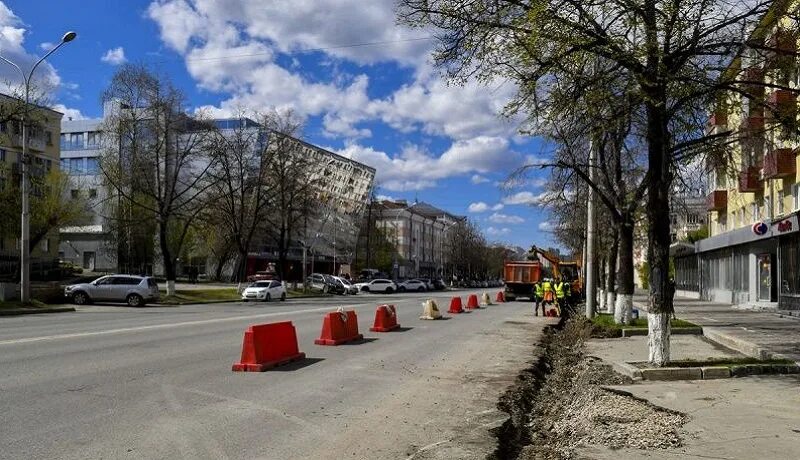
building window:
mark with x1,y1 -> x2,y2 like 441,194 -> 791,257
45,131 -> 53,146
88,189 -> 97,199
793,183 -> 800,211
69,158 -> 84,174
86,157 -> 99,174
778,193 -> 785,215
87,131 -> 99,147
751,202 -> 759,221
71,189 -> 79,199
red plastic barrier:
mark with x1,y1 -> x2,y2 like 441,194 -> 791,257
448,296 -> 464,314
370,304 -> 400,332
466,294 -> 480,309
232,321 -> 306,372
315,310 -> 364,345
496,291 -> 506,303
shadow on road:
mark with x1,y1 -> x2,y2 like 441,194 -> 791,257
269,357 -> 325,372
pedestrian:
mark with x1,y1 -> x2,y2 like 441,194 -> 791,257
533,279 -> 544,316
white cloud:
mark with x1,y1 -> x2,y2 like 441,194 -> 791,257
471,174 -> 490,184
502,191 -> 555,206
489,212 -> 525,224
375,194 -> 396,201
51,104 -> 85,120
39,41 -> 54,51
486,227 -> 511,236
468,202 -> 489,213
491,203 -> 504,211
337,137 -> 520,192
538,221 -> 558,232
0,3 -> 61,93
101,47 -> 127,65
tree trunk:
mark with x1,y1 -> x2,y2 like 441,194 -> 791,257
159,221 -> 176,296
645,101 -> 673,366
615,219 -> 634,325
606,232 -> 618,316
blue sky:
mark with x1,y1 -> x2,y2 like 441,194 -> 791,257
1,0 -> 558,249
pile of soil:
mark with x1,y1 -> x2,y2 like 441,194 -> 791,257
491,318 -> 688,459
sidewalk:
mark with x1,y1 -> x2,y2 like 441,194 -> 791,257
632,293 -> 800,362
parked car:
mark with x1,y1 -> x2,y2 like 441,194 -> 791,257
398,279 -> 428,292
333,276 -> 359,295
241,280 -> 286,302
247,270 -> 278,282
432,278 -> 447,290
354,278 -> 397,293
416,278 -> 435,290
307,273 -> 344,294
64,274 -> 159,307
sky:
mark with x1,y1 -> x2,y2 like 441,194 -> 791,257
0,0 -> 559,250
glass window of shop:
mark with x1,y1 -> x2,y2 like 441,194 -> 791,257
780,234 -> 800,298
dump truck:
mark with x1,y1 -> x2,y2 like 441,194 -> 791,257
502,259 -> 543,301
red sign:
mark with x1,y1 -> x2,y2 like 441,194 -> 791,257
778,220 -> 794,233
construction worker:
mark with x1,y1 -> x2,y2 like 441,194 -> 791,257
542,278 -> 554,315
554,278 -> 566,308
562,280 -> 573,316
533,280 -> 545,316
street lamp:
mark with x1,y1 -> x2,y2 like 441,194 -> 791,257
0,31 -> 77,302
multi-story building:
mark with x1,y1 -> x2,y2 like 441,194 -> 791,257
0,94 -> 63,280
58,115 -> 110,272
675,4 -> 800,309
370,200 -> 462,279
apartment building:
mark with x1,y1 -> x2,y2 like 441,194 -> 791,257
371,200 -> 462,279
684,3 -> 800,309
0,94 -> 63,279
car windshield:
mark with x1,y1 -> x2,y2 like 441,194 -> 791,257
252,281 -> 270,287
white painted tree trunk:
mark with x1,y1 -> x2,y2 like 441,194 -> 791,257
614,294 -> 632,325
648,312 -> 671,366
599,289 -> 606,311
166,279 -> 176,296
606,291 -> 616,315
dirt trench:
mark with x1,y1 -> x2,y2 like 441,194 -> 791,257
489,317 -> 687,460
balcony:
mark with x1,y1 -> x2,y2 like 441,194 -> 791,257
763,148 -> 796,178
706,190 -> 728,211
766,28 -> 797,69
60,141 -> 100,151
742,67 -> 765,98
766,89 -> 797,123
709,109 -> 727,127
738,166 -> 761,192
741,115 -> 765,135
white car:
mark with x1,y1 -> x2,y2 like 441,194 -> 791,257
398,279 -> 428,292
333,276 -> 359,295
354,279 -> 397,293
241,280 -> 286,302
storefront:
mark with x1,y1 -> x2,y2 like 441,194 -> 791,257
776,214 -> 800,310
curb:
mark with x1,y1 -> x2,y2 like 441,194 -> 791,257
702,327 -> 774,360
620,326 -> 703,337
0,306 -> 76,316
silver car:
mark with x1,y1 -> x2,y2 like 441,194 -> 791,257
65,275 -> 160,307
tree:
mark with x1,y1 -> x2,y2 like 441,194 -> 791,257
259,113 -> 319,280
398,0 -> 773,365
204,109 -> 274,282
99,64 -> 218,295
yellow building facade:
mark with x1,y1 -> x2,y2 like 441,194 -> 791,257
0,94 -> 64,277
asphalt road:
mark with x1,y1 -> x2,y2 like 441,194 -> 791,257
0,290 -> 548,460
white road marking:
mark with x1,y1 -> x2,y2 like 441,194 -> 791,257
0,304 -> 366,346
701,316 -> 720,322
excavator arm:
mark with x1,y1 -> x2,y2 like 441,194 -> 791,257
527,245 -> 561,278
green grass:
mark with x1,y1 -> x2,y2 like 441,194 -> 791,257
633,357 -> 795,368
0,299 -> 48,310
159,288 -> 239,305
590,313 -> 700,338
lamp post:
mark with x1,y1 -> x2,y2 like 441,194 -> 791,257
0,31 -> 77,302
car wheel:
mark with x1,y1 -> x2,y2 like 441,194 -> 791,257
418,287 -> 425,292
126,294 -> 144,307
362,287 -> 370,292
385,287 -> 394,294
265,293 -> 271,302
243,299 -> 249,302
72,291 -> 89,305
323,285 -> 329,293
399,286 -> 406,292
280,292 -> 286,301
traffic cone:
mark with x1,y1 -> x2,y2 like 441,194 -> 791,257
232,321 -> 306,372
370,304 -> 400,332
481,292 -> 493,306
466,294 -> 480,309
315,308 -> 363,345
495,291 -> 505,303
420,299 -> 443,320
448,296 -> 464,314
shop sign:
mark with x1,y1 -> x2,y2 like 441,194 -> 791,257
752,221 -> 769,236
774,215 -> 799,235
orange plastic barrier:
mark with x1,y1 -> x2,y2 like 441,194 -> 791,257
315,310 -> 364,345
370,304 -> 400,332
496,291 -> 506,303
466,294 -> 480,309
448,296 -> 464,314
232,321 -> 306,372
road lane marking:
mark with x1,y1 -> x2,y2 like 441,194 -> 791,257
0,304 -> 364,346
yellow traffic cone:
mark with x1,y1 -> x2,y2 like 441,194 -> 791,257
419,299 -> 443,320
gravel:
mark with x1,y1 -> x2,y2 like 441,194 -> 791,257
498,318 -> 688,460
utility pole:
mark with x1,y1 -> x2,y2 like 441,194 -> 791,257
585,139 -> 598,318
